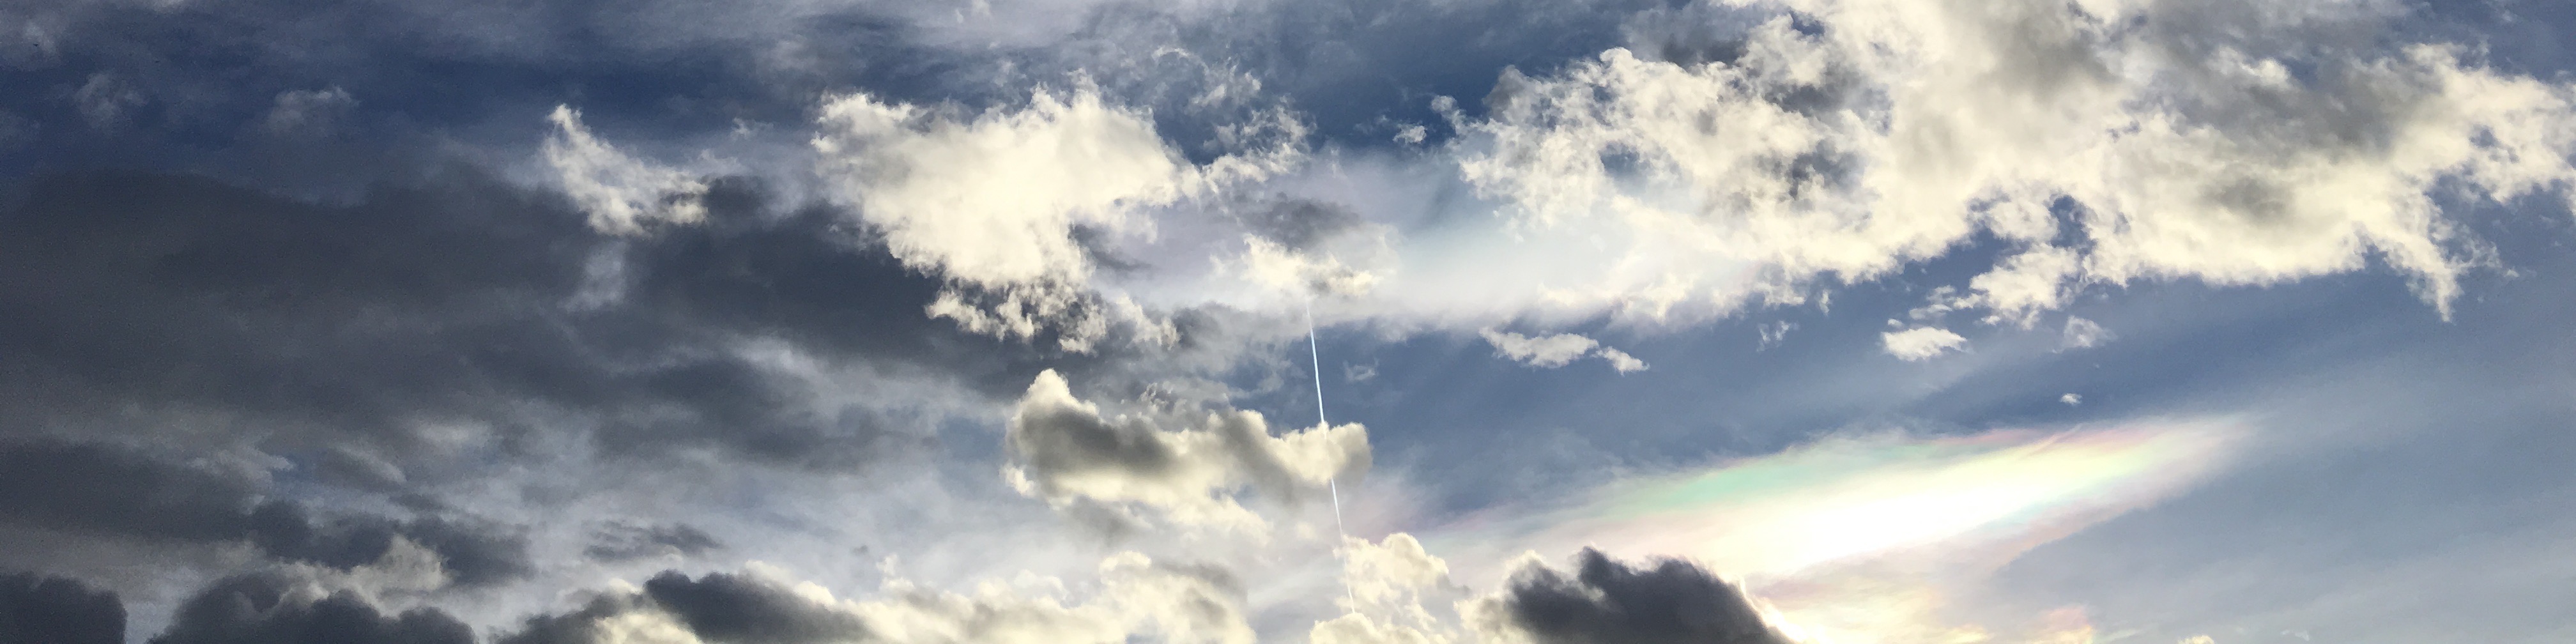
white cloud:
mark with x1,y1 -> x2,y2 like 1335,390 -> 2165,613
530,555 -> 1254,644
1002,370 -> 1368,533
2061,316 -> 2114,351
1445,0 -> 2576,326
1478,329 -> 1652,372
2062,393 -> 2083,406
1882,326 -> 1967,361
812,89 -> 1188,293
1236,236 -> 1384,298
1309,533 -> 1464,644
1597,347 -> 1650,373
544,105 -> 710,235
1758,321 -> 1797,351
811,88 -> 1295,350
855,553 -> 1255,644
1478,329 -> 1598,368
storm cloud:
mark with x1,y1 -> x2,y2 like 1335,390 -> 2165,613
0,571 -> 125,644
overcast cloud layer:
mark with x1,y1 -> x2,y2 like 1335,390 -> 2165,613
3,0 -> 2573,642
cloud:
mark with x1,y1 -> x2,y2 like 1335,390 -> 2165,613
1462,548 -> 1790,644
1480,330 -> 1599,368
1310,533 -> 1466,644
1756,321 -> 1795,351
1881,326 -> 1966,361
0,438 -> 533,587
2062,393 -> 2083,406
1002,370 -> 1368,532
810,88 -> 1293,349
1480,330 -> 1648,372
262,87 -> 356,136
0,170 -> 1034,475
545,105 -> 711,235
0,571 -> 124,644
1597,348 -> 1650,374
71,72 -> 142,129
1448,0 -> 2576,325
2061,317 -> 2114,351
151,571 -> 474,644
507,556 -> 1253,644
584,523 -> 724,564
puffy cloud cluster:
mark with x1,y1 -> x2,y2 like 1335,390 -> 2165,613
1450,0 -> 2576,328
811,88 -> 1296,351
1309,533 -> 1468,644
1003,370 -> 1369,532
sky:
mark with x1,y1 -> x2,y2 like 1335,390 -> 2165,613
1,0 -> 2573,643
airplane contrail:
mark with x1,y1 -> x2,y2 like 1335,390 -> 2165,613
1307,298 -> 1357,612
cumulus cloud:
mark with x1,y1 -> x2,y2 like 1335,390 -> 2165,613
505,569 -> 870,644
1880,326 -> 1966,361
1479,330 -> 1648,372
1450,0 -> 2576,325
546,105 -> 710,235
1461,548 -> 1790,644
811,88 -> 1294,349
1,571 -> 123,644
1002,370 -> 1368,532
153,571 -> 473,644
1309,533 -> 1466,644
507,556 -> 1252,644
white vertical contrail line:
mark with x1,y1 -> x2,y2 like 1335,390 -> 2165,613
1308,300 -> 1344,535
1307,298 -> 1356,612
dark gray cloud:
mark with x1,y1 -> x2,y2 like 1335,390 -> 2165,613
500,570 -> 868,644
0,438 -> 265,544
0,170 -> 1052,475
0,571 -> 125,644
0,438 -> 532,586
583,522 -> 723,563
1496,548 -> 1790,644
640,571 -> 871,643
150,572 -> 472,644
